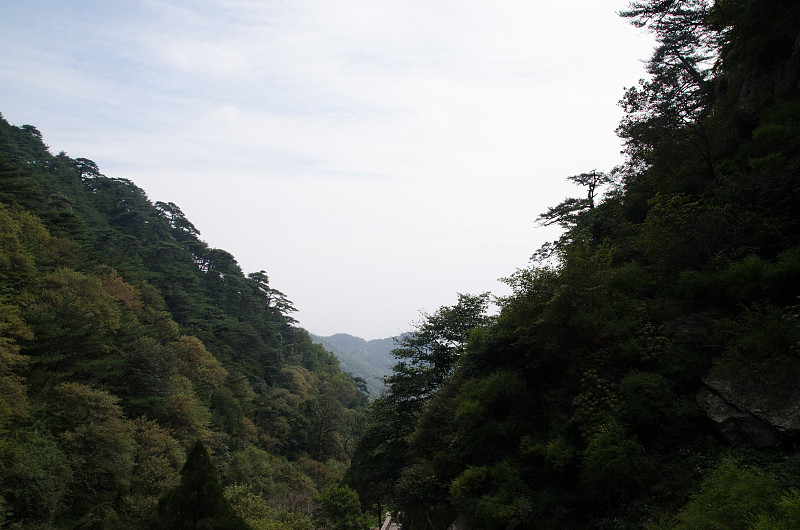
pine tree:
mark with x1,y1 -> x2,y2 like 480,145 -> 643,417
149,440 -> 250,530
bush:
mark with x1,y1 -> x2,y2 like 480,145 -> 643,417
581,422 -> 646,507
312,484 -> 368,530
619,371 -> 673,435
752,489 -> 800,530
652,458 -> 779,530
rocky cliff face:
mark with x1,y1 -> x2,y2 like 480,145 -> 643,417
698,355 -> 800,448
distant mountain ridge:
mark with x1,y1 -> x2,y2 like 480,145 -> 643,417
310,333 -> 402,397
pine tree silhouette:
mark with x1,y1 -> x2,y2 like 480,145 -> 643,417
149,440 -> 250,529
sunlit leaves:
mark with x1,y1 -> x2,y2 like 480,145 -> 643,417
174,335 -> 228,395
161,375 -> 213,445
312,484 -> 369,530
31,268 -> 122,357
123,417 -> 184,520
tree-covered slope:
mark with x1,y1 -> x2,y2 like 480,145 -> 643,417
0,116 -> 368,529
310,333 -> 399,397
349,1 -> 800,528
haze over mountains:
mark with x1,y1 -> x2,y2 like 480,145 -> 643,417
310,333 -> 401,397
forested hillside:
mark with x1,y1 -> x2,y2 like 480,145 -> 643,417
0,115 -> 369,529
310,333 -> 398,397
349,1 -> 800,528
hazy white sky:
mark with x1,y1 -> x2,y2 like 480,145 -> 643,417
1,0 -> 654,339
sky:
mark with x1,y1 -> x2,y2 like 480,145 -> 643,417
1,0 -> 655,339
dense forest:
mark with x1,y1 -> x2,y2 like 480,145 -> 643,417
0,107 -> 372,526
3,0 -> 800,529
348,0 -> 800,528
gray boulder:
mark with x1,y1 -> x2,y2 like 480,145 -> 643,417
697,355 -> 800,448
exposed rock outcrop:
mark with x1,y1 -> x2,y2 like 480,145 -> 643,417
697,355 -> 800,448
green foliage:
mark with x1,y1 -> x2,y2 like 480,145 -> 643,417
452,370 -> 524,453
221,445 -> 315,503
348,293 -> 493,527
581,422 -> 647,507
751,489 -> 800,530
0,301 -> 32,426
225,485 -> 313,530
162,377 -> 210,441
618,371 -> 674,434
0,114 -> 367,528
51,382 -> 136,524
5,0 -> 800,526
150,440 -> 251,530
174,335 -> 228,396
26,268 -> 123,383
122,419 -> 185,519
387,292 -> 492,406
535,170 -> 612,253
449,460 -> 532,530
571,369 -> 621,438
0,427 -> 72,524
652,458 -> 780,530
638,194 -> 708,272
312,484 -> 368,530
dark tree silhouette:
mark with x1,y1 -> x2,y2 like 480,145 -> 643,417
149,440 -> 250,530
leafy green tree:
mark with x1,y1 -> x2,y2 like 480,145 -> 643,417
346,397 -> 404,525
312,484 -> 368,530
174,335 -> 228,397
304,376 -> 355,461
0,151 -> 42,208
0,302 -> 32,426
618,0 -> 718,186
349,294 -> 492,527
537,170 -> 611,228
225,484 -> 313,530
52,382 -> 136,525
211,385 -> 245,439
160,375 -> 213,445
618,371 -> 675,437
154,201 -> 199,236
620,0 -> 715,99
580,422 -> 647,507
116,336 -> 176,410
150,440 -> 251,530
26,268 -> 123,382
534,171 -> 612,256
0,427 -> 72,526
73,157 -> 103,181
0,202 -> 75,293
247,270 -> 298,324
449,460 -> 532,530
450,370 -> 525,459
385,292 -> 491,409
222,445 -> 280,497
